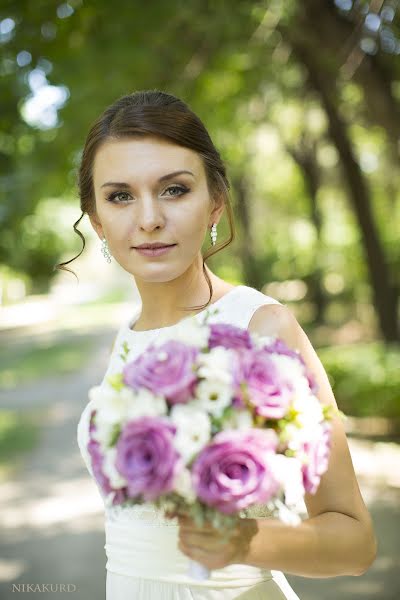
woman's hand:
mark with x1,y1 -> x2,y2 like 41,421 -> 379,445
171,513 -> 258,571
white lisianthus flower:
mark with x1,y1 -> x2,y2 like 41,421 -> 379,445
174,319 -> 210,349
252,334 -> 276,349
281,419 -> 323,454
89,384 -> 130,448
89,384 -> 167,448
89,385 -> 120,412
275,498 -> 302,526
196,346 -> 233,385
102,447 -> 127,489
280,423 -> 304,450
221,409 -> 254,431
174,466 -> 196,503
268,354 -> 310,397
269,454 -> 305,508
170,404 -> 211,464
125,387 -> 168,420
292,394 -> 324,427
192,379 -> 233,418
89,384 -> 137,421
104,492 -> 116,508
153,320 -> 210,350
91,416 -> 116,449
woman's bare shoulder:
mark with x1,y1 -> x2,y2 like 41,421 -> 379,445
248,301 -> 299,347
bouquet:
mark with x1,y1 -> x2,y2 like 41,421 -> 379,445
86,310 -> 342,580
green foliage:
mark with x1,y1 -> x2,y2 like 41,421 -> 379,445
0,408 -> 40,477
0,0 -> 398,342
319,342 -> 400,418
107,372 -> 124,391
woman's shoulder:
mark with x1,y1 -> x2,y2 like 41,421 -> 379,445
211,283 -> 284,331
245,291 -> 296,342
235,284 -> 283,304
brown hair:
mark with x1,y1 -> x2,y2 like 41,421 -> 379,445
55,89 -> 235,311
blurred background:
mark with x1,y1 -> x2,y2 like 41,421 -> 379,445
0,0 -> 399,598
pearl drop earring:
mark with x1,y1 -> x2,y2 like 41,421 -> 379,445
210,223 -> 217,246
101,237 -> 112,263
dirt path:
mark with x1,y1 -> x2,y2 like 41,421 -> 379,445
0,328 -> 399,599
0,328 -> 115,599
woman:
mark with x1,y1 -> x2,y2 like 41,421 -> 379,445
64,90 -> 377,599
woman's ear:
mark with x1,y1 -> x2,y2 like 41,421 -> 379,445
88,213 -> 104,240
209,193 -> 225,227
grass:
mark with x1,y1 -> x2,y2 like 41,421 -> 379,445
0,408 -> 42,480
318,341 -> 400,418
0,336 -> 96,389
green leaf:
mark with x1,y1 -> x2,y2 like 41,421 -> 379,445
107,373 -> 124,391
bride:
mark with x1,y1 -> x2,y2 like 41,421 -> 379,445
62,90 -> 377,599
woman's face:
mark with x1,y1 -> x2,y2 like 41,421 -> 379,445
91,136 -> 223,282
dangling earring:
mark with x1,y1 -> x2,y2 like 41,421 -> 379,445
101,237 -> 112,263
210,223 -> 217,246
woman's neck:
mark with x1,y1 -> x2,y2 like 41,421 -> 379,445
132,265 -> 233,331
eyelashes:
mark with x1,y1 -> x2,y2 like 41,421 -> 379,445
106,185 -> 190,203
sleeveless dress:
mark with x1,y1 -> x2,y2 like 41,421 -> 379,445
77,285 -> 300,599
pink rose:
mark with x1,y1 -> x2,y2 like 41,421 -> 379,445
263,338 -> 319,395
192,428 -> 280,514
234,348 -> 294,419
123,340 -> 199,404
302,423 -> 332,494
209,323 -> 253,351
115,416 -> 181,501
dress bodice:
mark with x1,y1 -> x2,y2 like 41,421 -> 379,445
76,285 -> 286,586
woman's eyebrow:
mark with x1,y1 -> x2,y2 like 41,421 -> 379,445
100,170 -> 195,189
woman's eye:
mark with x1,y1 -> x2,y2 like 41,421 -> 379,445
163,185 -> 189,197
107,191 -> 131,203
107,185 -> 189,203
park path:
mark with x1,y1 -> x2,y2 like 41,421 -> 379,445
0,324 -> 399,599
0,326 -> 115,599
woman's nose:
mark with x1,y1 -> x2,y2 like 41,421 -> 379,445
137,196 -> 165,231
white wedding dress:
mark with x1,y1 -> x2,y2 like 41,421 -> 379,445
77,285 -> 300,599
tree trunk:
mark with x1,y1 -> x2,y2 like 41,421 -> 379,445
302,0 -> 400,160
231,173 -> 262,289
291,40 -> 399,342
287,138 -> 328,324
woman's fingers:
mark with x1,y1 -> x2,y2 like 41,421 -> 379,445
180,530 -> 232,548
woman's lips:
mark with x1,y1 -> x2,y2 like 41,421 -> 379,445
134,245 -> 177,257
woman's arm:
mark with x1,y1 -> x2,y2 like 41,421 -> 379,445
242,303 -> 377,577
